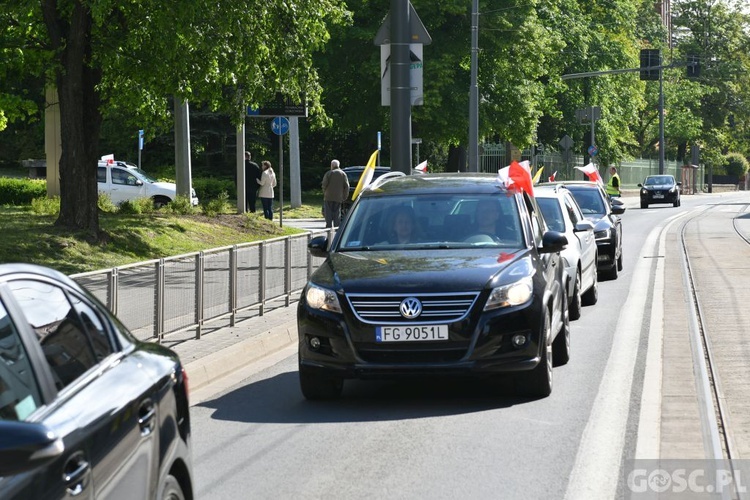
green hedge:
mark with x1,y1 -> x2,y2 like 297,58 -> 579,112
0,178 -> 47,205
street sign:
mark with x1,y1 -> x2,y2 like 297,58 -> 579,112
271,117 -> 289,136
381,44 -> 424,106
248,94 -> 307,118
373,3 -> 432,45
559,135 -> 574,150
588,145 -> 599,156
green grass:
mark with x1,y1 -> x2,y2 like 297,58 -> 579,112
0,192 -> 326,275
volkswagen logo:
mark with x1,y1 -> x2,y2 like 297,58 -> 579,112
399,297 -> 422,319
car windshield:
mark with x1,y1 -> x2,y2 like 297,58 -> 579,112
338,193 -> 524,250
536,197 -> 565,232
129,168 -> 156,183
644,176 -> 673,186
566,187 -> 606,216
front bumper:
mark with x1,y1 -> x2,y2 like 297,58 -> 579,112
297,300 -> 545,379
641,191 -> 679,204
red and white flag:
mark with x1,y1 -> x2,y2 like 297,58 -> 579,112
497,160 -> 534,196
414,160 -> 428,173
575,163 -> 603,185
548,171 -> 557,182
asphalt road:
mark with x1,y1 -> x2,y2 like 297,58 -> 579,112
188,194 -> 732,499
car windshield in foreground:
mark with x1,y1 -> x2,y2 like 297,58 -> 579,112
337,192 -> 524,250
644,176 -> 674,186
565,187 -> 606,216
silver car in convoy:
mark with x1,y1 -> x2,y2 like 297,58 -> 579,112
535,184 -> 598,320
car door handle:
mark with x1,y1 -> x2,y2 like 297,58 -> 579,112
63,453 -> 90,496
138,399 -> 156,437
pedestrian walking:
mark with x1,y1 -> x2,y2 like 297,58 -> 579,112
245,151 -> 261,213
322,159 -> 350,228
257,160 -> 277,220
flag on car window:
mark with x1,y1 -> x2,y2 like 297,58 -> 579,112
532,166 -> 544,184
497,160 -> 534,196
352,150 -> 379,200
414,160 -> 428,173
548,171 -> 557,182
575,163 -> 603,185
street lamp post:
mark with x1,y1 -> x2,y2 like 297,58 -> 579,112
468,0 -> 479,172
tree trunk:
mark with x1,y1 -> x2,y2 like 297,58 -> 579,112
44,0 -> 102,237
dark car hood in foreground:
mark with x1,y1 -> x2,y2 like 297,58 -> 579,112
313,248 -> 531,293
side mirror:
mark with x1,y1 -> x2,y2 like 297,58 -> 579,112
574,220 -> 595,232
637,183 -> 643,188
611,204 -> 626,215
0,421 -> 64,476
135,179 -> 144,186
308,235 -> 329,259
539,230 -> 568,254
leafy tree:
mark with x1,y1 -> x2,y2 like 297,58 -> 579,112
0,0 -> 349,236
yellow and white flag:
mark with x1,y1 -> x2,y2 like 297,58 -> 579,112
532,166 -> 544,184
351,150 -> 379,200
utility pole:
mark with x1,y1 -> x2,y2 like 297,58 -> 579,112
390,0 -> 412,173
468,0 -> 479,172
658,53 -> 665,175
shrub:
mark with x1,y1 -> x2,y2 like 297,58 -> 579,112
201,191 -> 230,217
0,178 -> 46,205
193,177 -> 235,202
30,196 -> 60,215
165,195 -> 196,215
97,193 -> 118,213
117,198 -> 154,215
724,153 -> 749,178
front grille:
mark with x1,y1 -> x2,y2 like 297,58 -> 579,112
357,345 -> 467,363
347,292 -> 479,324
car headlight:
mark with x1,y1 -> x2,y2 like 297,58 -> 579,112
641,189 -> 648,195
594,228 -> 611,240
305,284 -> 342,313
484,276 -> 533,311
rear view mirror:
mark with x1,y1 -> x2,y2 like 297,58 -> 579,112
308,236 -> 329,259
0,421 -> 64,476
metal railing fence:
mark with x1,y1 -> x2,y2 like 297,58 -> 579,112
71,229 -> 332,342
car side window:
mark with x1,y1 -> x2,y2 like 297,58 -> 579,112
0,299 -> 42,421
7,280 -> 99,391
112,168 -> 137,186
97,166 -> 107,183
564,194 -> 583,224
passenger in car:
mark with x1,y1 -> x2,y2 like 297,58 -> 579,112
382,206 -> 420,244
472,199 -> 520,244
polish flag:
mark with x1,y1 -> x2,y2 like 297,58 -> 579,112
575,163 -> 603,185
548,171 -> 557,182
414,160 -> 428,173
497,160 -> 534,196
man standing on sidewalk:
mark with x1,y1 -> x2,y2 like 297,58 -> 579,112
245,151 -> 261,213
322,159 -> 350,228
606,166 -> 621,199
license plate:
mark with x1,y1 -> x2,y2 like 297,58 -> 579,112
376,325 -> 449,342
653,193 -> 664,199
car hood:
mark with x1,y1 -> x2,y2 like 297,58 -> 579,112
583,215 -> 614,231
312,248 -> 533,293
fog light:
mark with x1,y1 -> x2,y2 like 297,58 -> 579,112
512,334 -> 527,348
309,337 -> 321,350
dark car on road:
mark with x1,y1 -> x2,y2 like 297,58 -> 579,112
0,264 -> 193,500
638,174 -> 681,208
341,165 -> 392,215
298,173 -> 569,400
549,181 -> 625,280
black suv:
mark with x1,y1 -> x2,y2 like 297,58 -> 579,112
0,264 -> 192,500
298,173 -> 569,399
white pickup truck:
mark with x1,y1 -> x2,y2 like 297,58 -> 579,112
96,161 -> 199,207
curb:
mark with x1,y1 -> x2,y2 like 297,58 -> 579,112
184,321 -> 298,393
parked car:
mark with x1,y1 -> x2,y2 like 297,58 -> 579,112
549,181 -> 625,280
535,184 -> 598,320
97,162 -> 199,208
638,174 -> 681,208
0,264 -> 193,500
298,173 -> 569,400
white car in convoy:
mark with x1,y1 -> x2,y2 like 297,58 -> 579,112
97,161 -> 198,207
535,184 -> 598,320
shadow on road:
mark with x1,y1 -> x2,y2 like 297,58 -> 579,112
197,371 -> 543,424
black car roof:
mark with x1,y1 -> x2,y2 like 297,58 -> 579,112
361,172 -> 513,197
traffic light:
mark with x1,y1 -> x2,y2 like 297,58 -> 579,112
686,54 -> 700,78
640,49 -> 660,81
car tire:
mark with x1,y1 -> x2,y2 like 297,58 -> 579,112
641,201 -> 648,209
617,251 -> 623,271
521,314 -> 552,398
153,196 -> 171,209
569,270 -> 582,321
160,474 -> 185,500
299,368 -> 344,400
553,298 -> 570,367
581,268 -> 598,306
673,198 -> 680,207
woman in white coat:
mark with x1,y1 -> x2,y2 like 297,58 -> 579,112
257,160 -> 277,220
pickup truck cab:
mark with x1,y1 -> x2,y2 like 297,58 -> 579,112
97,162 -> 199,207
